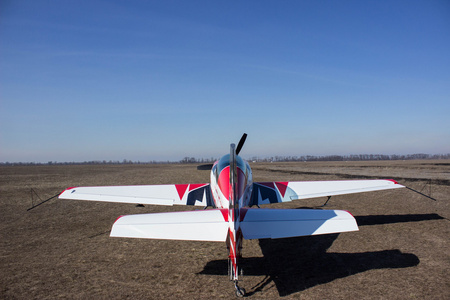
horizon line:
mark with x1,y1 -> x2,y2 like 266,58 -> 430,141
1,153 -> 450,165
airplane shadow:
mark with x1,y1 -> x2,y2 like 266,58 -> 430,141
199,213 -> 443,297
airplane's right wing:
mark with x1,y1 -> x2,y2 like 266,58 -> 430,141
111,209 -> 229,242
251,179 -> 404,205
59,184 -> 214,207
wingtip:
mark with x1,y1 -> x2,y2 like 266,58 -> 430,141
386,179 -> 400,184
114,215 -> 125,223
58,186 -> 77,198
343,210 -> 354,217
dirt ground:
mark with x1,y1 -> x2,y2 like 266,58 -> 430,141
1,160 -> 449,299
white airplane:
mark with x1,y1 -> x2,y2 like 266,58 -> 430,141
59,134 -> 404,297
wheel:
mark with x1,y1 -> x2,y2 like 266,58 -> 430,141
235,286 -> 246,297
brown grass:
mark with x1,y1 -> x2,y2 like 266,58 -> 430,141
1,160 -> 449,299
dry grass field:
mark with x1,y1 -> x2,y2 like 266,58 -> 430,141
1,160 -> 449,299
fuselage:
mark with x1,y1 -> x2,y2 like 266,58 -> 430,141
210,153 -> 253,209
209,150 -> 253,282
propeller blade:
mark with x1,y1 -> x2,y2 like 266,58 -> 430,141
197,163 -> 214,170
236,133 -> 247,155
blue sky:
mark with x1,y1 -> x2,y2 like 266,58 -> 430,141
1,0 -> 449,162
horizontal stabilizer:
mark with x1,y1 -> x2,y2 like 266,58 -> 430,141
252,179 -> 404,205
240,208 -> 358,239
110,209 -> 228,242
59,184 -> 213,207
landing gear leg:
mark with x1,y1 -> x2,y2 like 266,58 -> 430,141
235,281 -> 246,297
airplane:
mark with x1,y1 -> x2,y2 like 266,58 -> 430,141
58,134 -> 405,297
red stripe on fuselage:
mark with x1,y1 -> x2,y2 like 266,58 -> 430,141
228,229 -> 237,259
229,207 -> 235,221
218,165 -> 248,204
218,166 -> 230,201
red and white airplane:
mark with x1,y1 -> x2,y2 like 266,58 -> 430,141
59,134 -> 404,297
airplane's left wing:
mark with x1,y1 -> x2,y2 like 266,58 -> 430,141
251,179 -> 404,205
58,184 -> 214,207
240,208 -> 358,239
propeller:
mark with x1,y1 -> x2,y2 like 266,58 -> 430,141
197,163 -> 214,170
236,133 -> 247,155
197,133 -> 247,170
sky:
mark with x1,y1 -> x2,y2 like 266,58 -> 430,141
1,0 -> 449,163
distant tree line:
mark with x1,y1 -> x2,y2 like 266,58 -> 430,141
179,157 -> 218,164
0,160 -> 172,166
249,153 -> 450,162
1,153 -> 449,166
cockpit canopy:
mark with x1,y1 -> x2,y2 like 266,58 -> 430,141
214,154 -> 249,176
